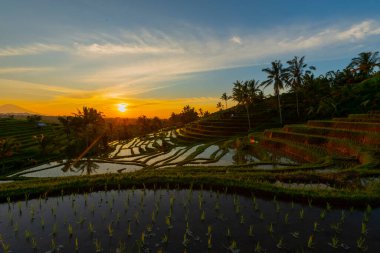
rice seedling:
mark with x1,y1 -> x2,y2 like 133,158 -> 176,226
67,224 -> 73,237
240,215 -> 245,224
24,230 -> 32,241
161,234 -> 168,244
165,216 -> 172,229
140,231 -> 145,246
326,202 -> 331,211
182,232 -> 189,247
330,222 -> 342,233
51,239 -> 56,252
88,222 -> 95,235
308,198 -> 313,207
307,235 -> 314,248
94,238 -> 102,253
248,225 -> 254,237
276,237 -> 284,249
356,236 -> 368,252
0,234 -> 11,253
228,240 -> 238,252
40,217 -> 45,229
313,222 -> 319,232
107,223 -> 113,237
74,237 -> 79,251
291,231 -> 300,239
320,209 -> 326,220
207,234 -> 212,249
299,208 -> 304,219
366,204 -> 372,214
31,237 -> 37,250
340,210 -> 346,222
267,223 -> 274,234
17,202 -> 22,216
116,241 -> 126,253
361,222 -> 368,235
254,241 -> 262,253
51,223 -> 57,237
275,202 -> 280,213
328,235 -> 339,248
127,222 -> 133,236
284,213 -> 289,224
226,227 -> 231,238
200,210 -> 206,221
207,225 -> 212,236
12,222 -> 18,233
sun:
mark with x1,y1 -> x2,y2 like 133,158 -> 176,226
117,103 -> 127,113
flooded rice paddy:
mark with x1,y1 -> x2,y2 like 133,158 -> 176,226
0,189 -> 378,252
9,130 -> 300,178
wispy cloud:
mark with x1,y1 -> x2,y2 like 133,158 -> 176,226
2,19 -> 380,102
74,42 -> 182,55
0,67 -> 55,74
230,36 -> 242,44
0,43 -> 65,57
74,20 -> 380,92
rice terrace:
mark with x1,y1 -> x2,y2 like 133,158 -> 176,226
1,1 -> 380,253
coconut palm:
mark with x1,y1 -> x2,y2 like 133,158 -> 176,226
220,93 -> 231,109
262,60 -> 287,125
246,79 -> 262,104
286,56 -> 316,118
0,138 -> 20,170
348,51 -> 380,79
216,102 -> 224,111
232,80 -> 251,129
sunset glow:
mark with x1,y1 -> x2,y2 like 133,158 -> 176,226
117,103 -> 127,113
1,1 -> 380,118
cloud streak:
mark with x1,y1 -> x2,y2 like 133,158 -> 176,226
0,67 -> 55,74
0,43 -> 65,57
2,19 -> 380,104
73,20 -> 380,92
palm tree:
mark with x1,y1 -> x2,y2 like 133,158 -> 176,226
0,138 -> 20,170
286,56 -> 316,118
246,79 -> 262,104
216,102 -> 224,111
348,51 -> 380,79
262,60 -> 287,125
232,80 -> 251,129
220,92 -> 231,109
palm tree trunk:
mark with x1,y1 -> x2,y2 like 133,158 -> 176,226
225,101 -> 228,109
245,104 -> 251,130
296,91 -> 300,118
277,94 -> 283,125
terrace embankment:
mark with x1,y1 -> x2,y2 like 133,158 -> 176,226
261,112 -> 380,168
177,103 -> 278,142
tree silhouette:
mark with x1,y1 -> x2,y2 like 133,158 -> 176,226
220,92 -> 231,109
349,51 -> 380,80
285,56 -> 316,118
262,60 -> 287,125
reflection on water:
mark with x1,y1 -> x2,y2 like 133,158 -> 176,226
62,158 -> 99,175
11,159 -> 142,178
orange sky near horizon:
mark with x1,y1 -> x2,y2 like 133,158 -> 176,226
1,96 -> 222,118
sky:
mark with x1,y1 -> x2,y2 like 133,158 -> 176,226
1,0 -> 380,118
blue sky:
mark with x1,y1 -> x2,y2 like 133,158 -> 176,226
1,0 -> 380,117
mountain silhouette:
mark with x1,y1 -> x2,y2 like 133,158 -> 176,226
0,104 -> 38,114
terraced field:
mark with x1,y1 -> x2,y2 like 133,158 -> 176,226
257,112 -> 380,191
2,111 -> 380,207
8,128 -> 299,178
0,118 -> 65,174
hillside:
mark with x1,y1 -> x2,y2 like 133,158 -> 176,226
0,104 -> 37,115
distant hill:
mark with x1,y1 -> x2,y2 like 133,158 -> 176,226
0,104 -> 38,115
